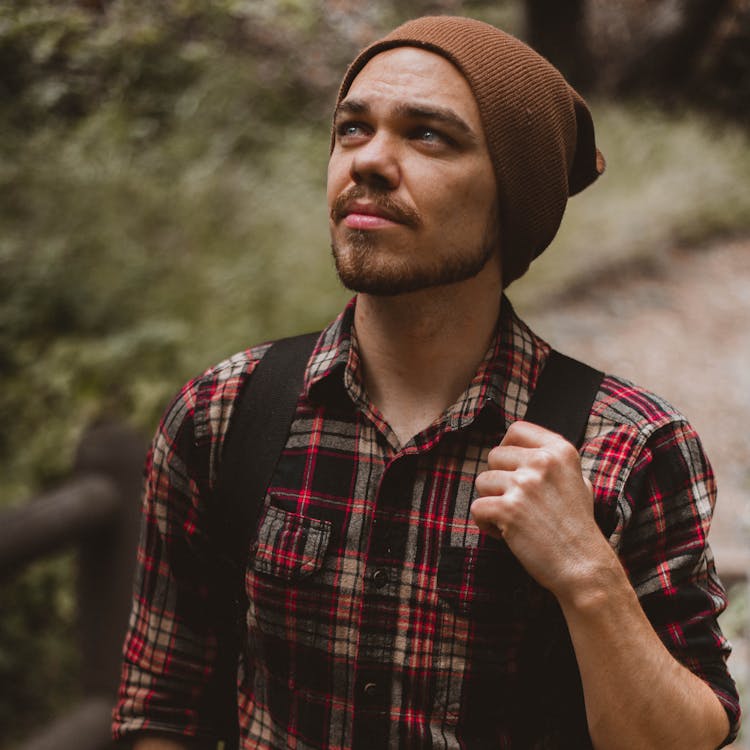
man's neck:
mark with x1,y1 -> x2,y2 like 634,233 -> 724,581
353,264 -> 503,446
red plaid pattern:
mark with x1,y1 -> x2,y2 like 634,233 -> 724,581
113,296 -> 740,747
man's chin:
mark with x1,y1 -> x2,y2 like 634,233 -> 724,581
331,237 -> 497,297
335,266 -> 486,297
331,242 -> 417,296
335,269 -> 421,297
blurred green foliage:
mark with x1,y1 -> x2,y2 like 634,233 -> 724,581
0,555 -> 79,741
1,0 -> 333,503
1,0 -> 749,745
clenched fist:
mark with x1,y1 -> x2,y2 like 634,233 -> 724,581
472,420 -> 613,602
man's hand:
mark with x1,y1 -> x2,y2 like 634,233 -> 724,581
471,420 -> 613,600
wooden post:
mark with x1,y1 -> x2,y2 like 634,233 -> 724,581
73,420 -> 147,700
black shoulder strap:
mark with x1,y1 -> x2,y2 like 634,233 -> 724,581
210,331 -> 319,750
217,331 -> 320,559
514,349 -> 604,748
524,349 -> 604,447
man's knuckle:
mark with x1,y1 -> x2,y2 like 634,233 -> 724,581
530,449 -> 554,473
558,440 -> 579,463
514,468 -> 540,494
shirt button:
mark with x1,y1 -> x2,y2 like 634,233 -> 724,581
363,681 -> 378,698
372,568 -> 388,588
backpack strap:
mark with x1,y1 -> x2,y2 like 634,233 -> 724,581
217,332 -> 320,559
524,349 -> 604,448
209,331 -> 319,750
513,349 -> 604,748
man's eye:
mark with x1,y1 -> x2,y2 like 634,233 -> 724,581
337,122 -> 367,139
412,127 -> 447,145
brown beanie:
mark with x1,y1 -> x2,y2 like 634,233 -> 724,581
335,16 -> 605,286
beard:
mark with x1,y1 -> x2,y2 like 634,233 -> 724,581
331,210 -> 500,297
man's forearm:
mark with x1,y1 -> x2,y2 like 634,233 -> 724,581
559,550 -> 729,750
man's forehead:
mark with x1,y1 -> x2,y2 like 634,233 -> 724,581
348,47 -> 461,90
341,46 -> 482,123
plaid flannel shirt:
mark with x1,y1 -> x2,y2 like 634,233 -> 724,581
114,296 -> 740,748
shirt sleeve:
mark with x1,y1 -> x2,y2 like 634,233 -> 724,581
617,418 -> 741,745
112,379 -> 220,741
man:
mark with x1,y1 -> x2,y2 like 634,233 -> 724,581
113,16 -> 740,749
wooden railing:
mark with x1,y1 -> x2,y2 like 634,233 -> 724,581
0,421 -> 146,750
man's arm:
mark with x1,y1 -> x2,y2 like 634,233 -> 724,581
472,420 -> 733,750
113,381 -> 221,744
556,547 -> 728,749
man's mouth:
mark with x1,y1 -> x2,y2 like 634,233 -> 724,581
331,189 -> 421,230
341,202 -> 402,230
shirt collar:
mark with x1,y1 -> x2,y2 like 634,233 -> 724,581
476,294 -> 551,430
305,294 -> 551,434
305,297 -> 358,405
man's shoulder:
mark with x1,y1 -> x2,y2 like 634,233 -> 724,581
146,341 -> 282,492
580,372 -> 713,525
195,342 -> 275,399
592,372 -> 691,438
154,341 -> 274,448
581,370 -> 706,484
185,341 -> 277,439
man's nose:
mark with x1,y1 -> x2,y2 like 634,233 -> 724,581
350,132 -> 400,190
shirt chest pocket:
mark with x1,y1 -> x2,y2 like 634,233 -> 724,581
252,503 -> 332,580
246,504 -> 333,644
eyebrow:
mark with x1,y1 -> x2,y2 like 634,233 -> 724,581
334,98 -> 479,142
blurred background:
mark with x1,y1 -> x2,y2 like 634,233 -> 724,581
1,0 -> 748,747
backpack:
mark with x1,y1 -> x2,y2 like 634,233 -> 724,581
206,332 -> 603,749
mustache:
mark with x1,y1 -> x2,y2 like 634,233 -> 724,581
330,186 -> 422,229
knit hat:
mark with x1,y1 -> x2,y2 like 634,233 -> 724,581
335,16 -> 605,286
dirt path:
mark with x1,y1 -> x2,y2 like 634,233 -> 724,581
514,236 -> 750,745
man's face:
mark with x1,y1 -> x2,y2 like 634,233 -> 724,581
327,47 -> 500,296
